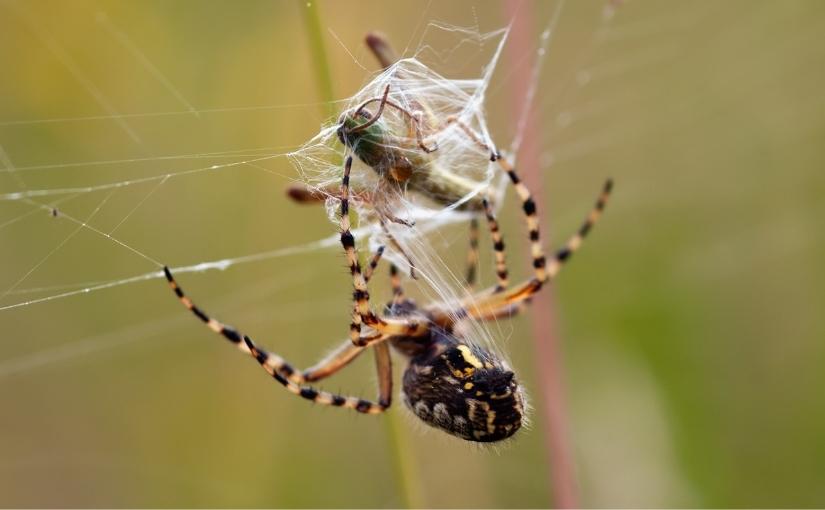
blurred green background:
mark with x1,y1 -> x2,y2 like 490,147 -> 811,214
1,0 -> 824,507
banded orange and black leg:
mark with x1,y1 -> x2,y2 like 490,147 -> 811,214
459,178 -> 614,319
339,155 -> 430,342
481,198 -> 509,292
163,266 -> 391,413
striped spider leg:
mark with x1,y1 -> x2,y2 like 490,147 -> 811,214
162,255 -> 395,414
438,179 -> 612,324
432,159 -> 613,322
411,114 -> 613,322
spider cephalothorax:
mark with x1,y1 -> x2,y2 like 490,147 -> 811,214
401,329 -> 525,442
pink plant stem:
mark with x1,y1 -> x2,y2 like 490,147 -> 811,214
503,1 -> 579,507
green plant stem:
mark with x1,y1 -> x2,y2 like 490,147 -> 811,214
365,30 -> 424,510
299,0 -> 335,120
382,410 -> 424,508
503,0 -> 580,507
300,11 -> 421,508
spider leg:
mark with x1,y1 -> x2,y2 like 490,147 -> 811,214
464,198 -> 509,293
245,336 -> 391,411
356,261 -> 407,370
439,116 -> 611,289
163,267 -> 389,413
340,156 -> 430,343
373,342 -> 393,408
299,333 -> 384,382
285,185 -> 397,324
389,264 -> 405,305
494,153 -> 548,283
347,246 -> 387,348
456,179 -> 613,319
468,300 -> 530,322
363,245 -> 385,282
464,217 -> 479,289
481,198 -> 510,292
432,115 -> 547,286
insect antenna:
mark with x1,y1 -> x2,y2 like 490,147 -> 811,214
346,84 -> 437,153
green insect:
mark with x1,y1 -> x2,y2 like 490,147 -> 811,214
335,84 -> 490,217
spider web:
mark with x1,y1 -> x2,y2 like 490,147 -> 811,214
0,0 -> 706,390
0,0 -> 712,504
0,0 -> 722,368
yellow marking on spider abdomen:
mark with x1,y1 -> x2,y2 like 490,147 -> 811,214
467,399 -> 497,434
457,345 -> 483,368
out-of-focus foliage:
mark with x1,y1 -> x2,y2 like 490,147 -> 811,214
0,1 -> 823,507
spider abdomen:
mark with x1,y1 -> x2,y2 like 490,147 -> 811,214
401,333 -> 525,442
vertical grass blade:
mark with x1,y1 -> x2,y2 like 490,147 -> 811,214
299,1 -> 336,120
503,0 -> 580,507
299,10 -> 421,508
383,411 -> 424,508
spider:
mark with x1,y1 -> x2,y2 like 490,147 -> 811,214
166,32 -> 611,442
164,140 -> 612,441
